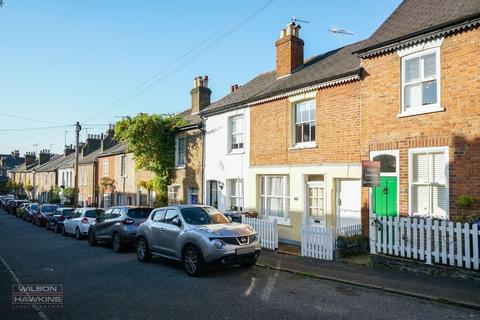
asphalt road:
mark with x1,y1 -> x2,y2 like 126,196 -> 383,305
0,209 -> 479,320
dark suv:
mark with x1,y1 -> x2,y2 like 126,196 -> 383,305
88,206 -> 153,253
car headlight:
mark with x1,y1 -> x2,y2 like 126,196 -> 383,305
212,239 -> 225,249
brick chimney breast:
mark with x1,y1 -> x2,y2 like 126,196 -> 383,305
190,75 -> 212,114
39,149 -> 52,165
275,22 -> 304,78
24,152 -> 36,166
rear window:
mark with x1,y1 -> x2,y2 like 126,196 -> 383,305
41,205 -> 58,213
85,209 -> 103,218
127,208 -> 153,219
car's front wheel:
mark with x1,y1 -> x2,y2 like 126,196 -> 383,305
183,245 -> 205,277
136,237 -> 151,262
88,230 -> 97,246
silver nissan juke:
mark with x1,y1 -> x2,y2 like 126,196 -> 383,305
136,205 -> 261,276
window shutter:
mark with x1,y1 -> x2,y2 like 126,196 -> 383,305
423,53 -> 436,78
405,57 -> 419,82
432,185 -> 447,216
413,153 -> 429,182
432,152 -> 445,183
413,185 -> 430,215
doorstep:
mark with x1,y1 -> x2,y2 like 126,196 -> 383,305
257,249 -> 480,310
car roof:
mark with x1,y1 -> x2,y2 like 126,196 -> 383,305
158,205 -> 213,209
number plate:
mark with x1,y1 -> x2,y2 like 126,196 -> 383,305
236,247 -> 255,255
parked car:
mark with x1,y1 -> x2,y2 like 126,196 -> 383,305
23,203 -> 40,222
46,207 -> 75,233
5,199 -> 17,214
88,206 -> 153,252
8,200 -> 30,215
136,205 -> 261,276
1,196 -> 14,209
15,202 -> 31,218
32,204 -> 59,227
63,208 -> 105,240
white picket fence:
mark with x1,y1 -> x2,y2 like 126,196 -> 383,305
301,224 -> 363,260
372,215 -> 480,270
241,215 -> 278,250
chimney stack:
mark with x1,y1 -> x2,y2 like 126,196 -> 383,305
190,75 -> 212,114
64,144 -> 75,157
39,149 -> 52,165
24,152 -> 36,167
82,134 -> 102,157
101,125 -> 117,152
275,22 -> 304,78
11,150 -> 20,158
230,84 -> 239,93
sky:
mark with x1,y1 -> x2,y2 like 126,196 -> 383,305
0,0 -> 401,155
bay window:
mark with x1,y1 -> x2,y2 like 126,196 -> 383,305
409,147 -> 448,219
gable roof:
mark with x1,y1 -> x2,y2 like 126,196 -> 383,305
97,143 -> 128,158
355,0 -> 480,56
201,40 -> 366,115
0,153 -> 24,170
9,160 -> 39,173
36,154 -> 72,172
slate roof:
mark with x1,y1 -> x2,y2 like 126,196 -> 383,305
178,108 -> 201,125
9,160 -> 39,173
79,148 -> 103,165
356,0 -> 480,54
201,40 -> 366,115
0,153 -> 24,170
97,143 -> 128,158
36,154 -> 73,172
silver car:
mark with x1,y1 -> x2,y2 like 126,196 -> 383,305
136,205 -> 261,276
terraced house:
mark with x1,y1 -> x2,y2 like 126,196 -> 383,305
202,22 -> 364,244
355,0 -> 480,225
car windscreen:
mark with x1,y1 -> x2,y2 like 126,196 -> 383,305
40,205 -> 58,213
30,204 -> 39,211
127,208 -> 153,219
180,207 -> 229,225
85,209 -> 103,218
62,209 -> 74,217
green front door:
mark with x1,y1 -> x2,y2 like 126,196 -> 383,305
373,176 -> 397,217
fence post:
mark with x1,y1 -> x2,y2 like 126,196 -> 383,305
370,214 -> 377,254
426,219 -> 432,265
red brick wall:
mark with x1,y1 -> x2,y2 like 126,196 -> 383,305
360,27 -> 480,225
275,35 -> 304,77
250,81 -> 361,165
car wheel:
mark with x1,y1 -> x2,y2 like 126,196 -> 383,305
136,237 -> 151,262
75,228 -> 82,240
55,224 -> 60,233
183,245 -> 205,277
88,230 -> 97,246
112,232 -> 122,253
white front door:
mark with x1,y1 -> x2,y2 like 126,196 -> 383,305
336,180 -> 361,227
306,181 -> 326,226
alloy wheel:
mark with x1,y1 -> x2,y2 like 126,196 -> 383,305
184,248 -> 199,275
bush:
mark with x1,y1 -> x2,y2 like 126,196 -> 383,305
455,195 -> 476,209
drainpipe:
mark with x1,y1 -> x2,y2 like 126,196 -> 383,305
198,116 -> 206,205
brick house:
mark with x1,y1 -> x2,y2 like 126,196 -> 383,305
168,78 -> 204,205
0,150 -> 24,193
354,0 -> 480,227
202,22 -> 365,244
97,143 -> 156,208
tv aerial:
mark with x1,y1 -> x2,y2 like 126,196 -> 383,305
291,16 -> 310,25
329,27 -> 354,47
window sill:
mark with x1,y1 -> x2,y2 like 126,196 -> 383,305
267,216 -> 291,227
174,165 -> 186,170
227,149 -> 245,155
397,106 -> 445,118
288,143 -> 317,151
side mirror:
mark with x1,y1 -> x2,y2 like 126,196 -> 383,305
172,217 -> 181,227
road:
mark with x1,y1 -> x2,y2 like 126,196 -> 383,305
0,209 -> 478,320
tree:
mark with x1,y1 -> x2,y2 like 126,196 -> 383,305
114,113 -> 187,205
64,187 -> 75,204
49,186 -> 61,204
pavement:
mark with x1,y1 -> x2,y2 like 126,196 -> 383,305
0,208 -> 479,320
258,246 -> 480,309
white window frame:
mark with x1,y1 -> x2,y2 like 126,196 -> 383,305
102,160 -> 109,177
227,178 -> 243,210
167,185 -> 180,205
228,115 -> 244,153
408,146 -> 449,219
175,136 -> 186,167
400,47 -> 443,117
259,175 -> 290,225
188,187 -> 198,205
293,99 -> 316,148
